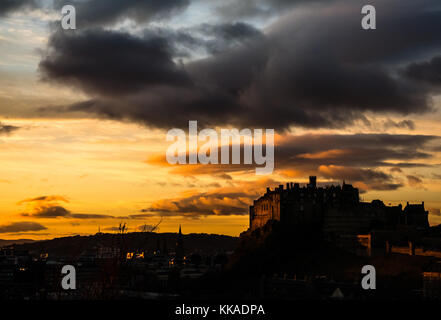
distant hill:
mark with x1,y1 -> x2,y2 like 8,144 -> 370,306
0,239 -> 36,247
11,232 -> 238,258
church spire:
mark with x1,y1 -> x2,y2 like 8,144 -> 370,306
175,225 -> 184,264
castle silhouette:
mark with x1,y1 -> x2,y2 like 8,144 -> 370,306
249,176 -> 429,235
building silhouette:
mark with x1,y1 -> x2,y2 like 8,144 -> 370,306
249,176 -> 429,235
175,225 -> 185,264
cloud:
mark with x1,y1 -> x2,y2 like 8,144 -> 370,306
53,0 -> 190,27
144,193 -> 249,217
38,0 -> 441,130
70,214 -> 113,219
18,195 -> 69,205
276,133 -> 439,168
407,175 -> 426,189
0,122 -> 20,135
39,22 -> 264,99
140,178 -> 279,218
24,205 -> 71,218
0,0 -> 38,16
39,28 -> 190,96
0,221 -> 47,234
213,0 -> 330,21
0,0 -> 190,28
17,195 -> 164,220
192,22 -> 264,55
272,133 -> 439,190
318,165 -> 403,191
383,119 -> 415,130
18,195 -> 115,219
21,205 -> 115,219
146,132 -> 439,190
405,55 -> 441,86
429,208 -> 441,216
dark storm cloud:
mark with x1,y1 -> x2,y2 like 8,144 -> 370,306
0,0 -> 38,16
39,0 -> 441,130
202,22 -> 262,40
39,28 -> 190,96
39,23 -> 263,98
405,56 -> 441,86
0,221 -> 47,233
136,23 -> 264,58
53,0 -> 190,27
193,22 -> 264,54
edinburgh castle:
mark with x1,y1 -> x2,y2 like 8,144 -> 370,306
249,176 -> 429,236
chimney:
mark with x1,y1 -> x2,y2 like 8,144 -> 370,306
266,187 -> 270,194
279,184 -> 284,190
286,183 -> 290,190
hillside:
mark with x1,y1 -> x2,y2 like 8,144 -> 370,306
0,239 -> 36,247
11,232 -> 238,258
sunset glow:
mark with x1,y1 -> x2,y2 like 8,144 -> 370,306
1,0 -> 441,240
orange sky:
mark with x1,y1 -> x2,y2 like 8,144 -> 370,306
1,1 -> 441,239
0,117 -> 439,239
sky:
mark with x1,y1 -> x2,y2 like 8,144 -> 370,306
0,0 -> 441,239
